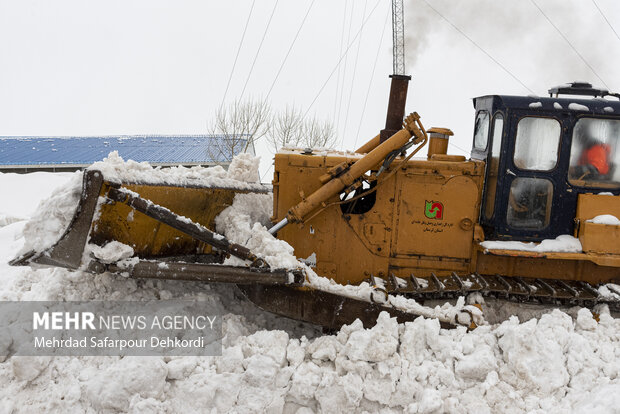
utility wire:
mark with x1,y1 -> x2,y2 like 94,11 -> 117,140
265,0 -> 316,102
336,1 -> 355,137
591,0 -> 620,43
530,0 -> 609,89
354,4 -> 391,150
220,0 -> 256,111
239,0 -> 280,101
341,0 -> 368,149
302,0 -> 383,120
333,1 -> 348,125
261,164 -> 274,182
420,0 -> 535,95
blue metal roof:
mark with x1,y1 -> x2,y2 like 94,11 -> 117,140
0,135 -> 249,166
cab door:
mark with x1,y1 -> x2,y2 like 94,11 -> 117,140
494,114 -> 564,241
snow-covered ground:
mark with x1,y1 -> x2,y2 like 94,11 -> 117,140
1,158 -> 620,413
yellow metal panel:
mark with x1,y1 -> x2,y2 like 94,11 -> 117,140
579,222 -> 620,254
91,184 -> 244,258
391,173 -> 480,259
576,194 -> 620,220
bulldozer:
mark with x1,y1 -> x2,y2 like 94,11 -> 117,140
10,79 -> 620,330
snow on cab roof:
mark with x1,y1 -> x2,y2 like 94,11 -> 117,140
473,94 -> 620,114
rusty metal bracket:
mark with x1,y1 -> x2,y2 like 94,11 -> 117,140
88,259 -> 304,286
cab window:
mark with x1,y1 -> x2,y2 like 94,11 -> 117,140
507,177 -> 553,230
484,115 -> 504,219
568,118 -> 620,188
473,111 -> 490,150
513,117 -> 561,171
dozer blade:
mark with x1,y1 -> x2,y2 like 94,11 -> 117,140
238,285 -> 456,330
11,170 -> 305,287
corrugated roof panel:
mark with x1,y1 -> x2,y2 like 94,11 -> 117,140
0,135 -> 249,166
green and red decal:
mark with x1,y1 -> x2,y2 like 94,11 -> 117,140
424,201 -> 443,219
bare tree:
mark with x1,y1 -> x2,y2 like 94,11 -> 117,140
208,98 -> 271,161
268,105 -> 304,153
302,117 -> 337,149
267,106 -> 337,153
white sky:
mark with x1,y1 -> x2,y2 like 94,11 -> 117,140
1,0 -> 619,180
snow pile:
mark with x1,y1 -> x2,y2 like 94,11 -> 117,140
481,234 -> 583,253
3,164 -> 620,412
19,171 -> 83,254
0,286 -> 619,413
90,241 -> 135,264
226,153 -> 261,183
0,214 -> 27,228
215,192 -> 299,269
89,151 -> 264,190
587,214 -> 620,226
0,171 -> 75,228
529,102 -> 542,108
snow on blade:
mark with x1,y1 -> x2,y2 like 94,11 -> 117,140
17,152 -> 266,257
89,241 -> 135,264
19,171 -> 83,255
88,151 -> 264,191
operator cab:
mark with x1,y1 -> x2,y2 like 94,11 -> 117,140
472,82 -> 620,241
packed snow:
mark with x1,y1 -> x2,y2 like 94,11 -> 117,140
528,102 -> 542,109
480,234 -> 583,253
1,156 -> 620,413
587,214 -> 620,226
88,151 -> 264,190
568,103 -> 589,112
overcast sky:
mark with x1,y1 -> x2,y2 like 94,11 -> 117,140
1,0 -> 619,180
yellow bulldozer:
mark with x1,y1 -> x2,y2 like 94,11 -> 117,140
10,78 -> 620,329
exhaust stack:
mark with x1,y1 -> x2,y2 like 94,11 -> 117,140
380,74 -> 412,143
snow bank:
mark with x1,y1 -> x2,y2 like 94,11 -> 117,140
481,234 -> 582,253
3,162 -> 620,413
0,287 -> 619,413
0,214 -> 27,228
0,171 -> 75,222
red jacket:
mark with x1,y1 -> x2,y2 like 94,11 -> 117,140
580,144 -> 611,175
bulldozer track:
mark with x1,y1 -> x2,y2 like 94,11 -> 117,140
369,273 -> 620,313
